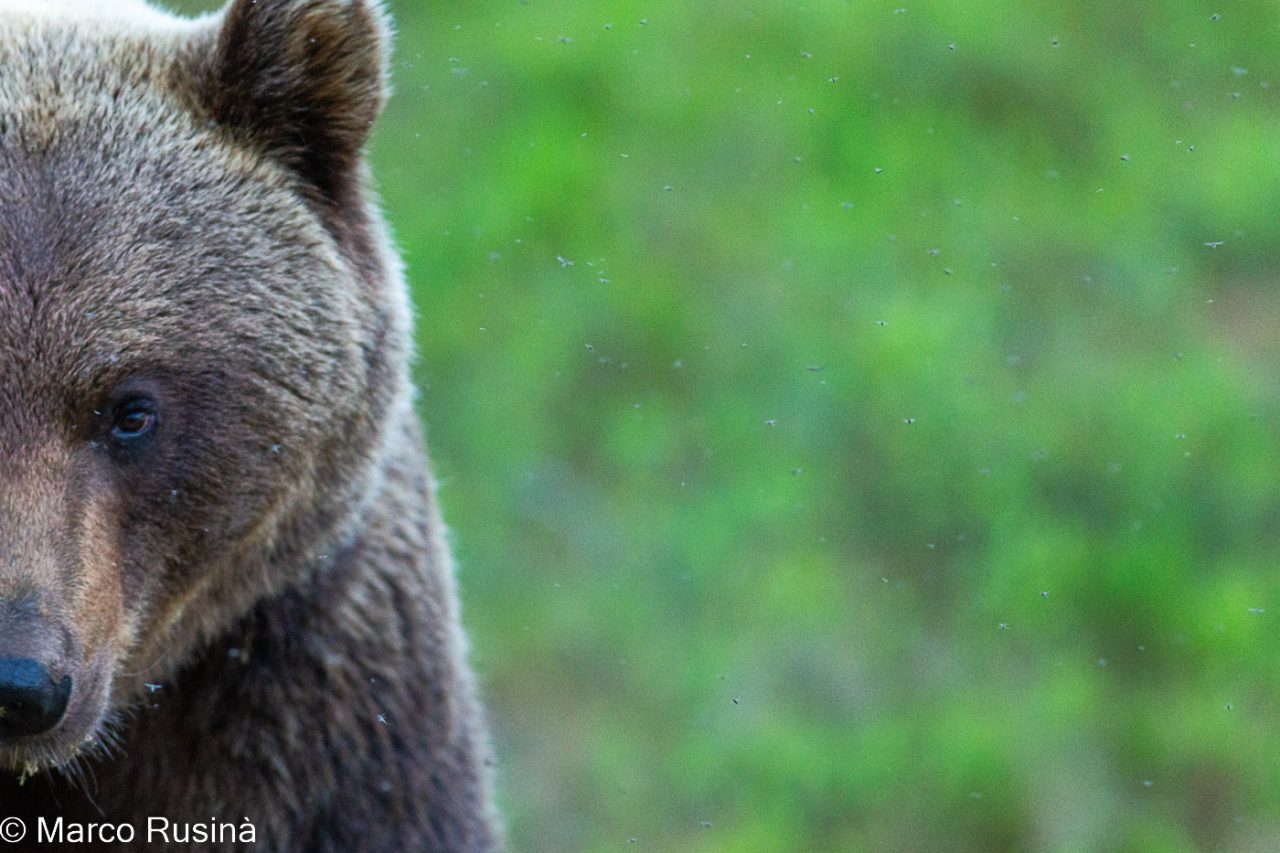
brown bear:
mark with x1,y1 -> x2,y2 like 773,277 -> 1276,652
0,0 -> 498,850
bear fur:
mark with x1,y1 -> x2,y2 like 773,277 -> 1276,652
0,0 -> 498,849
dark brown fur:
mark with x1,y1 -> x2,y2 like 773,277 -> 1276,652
0,1 -> 498,849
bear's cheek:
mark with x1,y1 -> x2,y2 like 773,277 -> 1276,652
60,486 -> 131,739
70,491 -> 133,663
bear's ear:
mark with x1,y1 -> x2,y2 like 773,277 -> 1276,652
201,0 -> 389,202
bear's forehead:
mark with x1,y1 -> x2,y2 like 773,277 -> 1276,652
0,9 -> 210,151
0,26 -> 339,397
0,0 -> 180,25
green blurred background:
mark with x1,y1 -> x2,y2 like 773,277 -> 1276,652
167,1 -> 1280,849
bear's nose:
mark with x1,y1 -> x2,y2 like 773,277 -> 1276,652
0,659 -> 71,738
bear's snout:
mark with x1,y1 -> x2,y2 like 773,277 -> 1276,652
0,595 -> 102,761
0,659 -> 70,738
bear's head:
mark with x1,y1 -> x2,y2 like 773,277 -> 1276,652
0,0 -> 407,772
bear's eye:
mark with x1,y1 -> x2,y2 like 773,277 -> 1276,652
112,399 -> 157,442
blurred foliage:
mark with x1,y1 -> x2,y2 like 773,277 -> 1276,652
165,0 -> 1280,850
